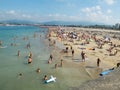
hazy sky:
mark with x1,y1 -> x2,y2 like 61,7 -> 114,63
0,0 -> 120,24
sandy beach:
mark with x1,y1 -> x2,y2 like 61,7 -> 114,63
46,26 -> 120,90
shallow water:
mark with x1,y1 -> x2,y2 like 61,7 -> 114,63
0,26 -> 91,90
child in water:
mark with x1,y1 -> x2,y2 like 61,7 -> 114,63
28,57 -> 32,64
44,75 -> 48,80
36,68 -> 40,73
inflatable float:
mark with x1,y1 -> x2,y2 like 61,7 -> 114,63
45,75 -> 56,83
100,68 -> 114,76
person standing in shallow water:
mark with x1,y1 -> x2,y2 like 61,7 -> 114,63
0,40 -> 2,46
49,54 -> 53,61
55,63 -> 58,69
17,50 -> 20,57
29,51 -> 32,58
26,42 -> 31,49
48,59 -> 51,64
97,58 -> 101,67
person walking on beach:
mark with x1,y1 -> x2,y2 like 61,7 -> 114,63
60,59 -> 63,67
53,40 -> 56,45
117,63 -> 120,68
114,49 -> 118,56
66,47 -> 68,53
97,58 -> 101,67
72,49 -> 74,57
70,46 -> 72,50
81,50 -> 85,62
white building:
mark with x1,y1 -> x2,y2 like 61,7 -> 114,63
115,23 -> 120,29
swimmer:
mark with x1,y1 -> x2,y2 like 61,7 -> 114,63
17,73 -> 23,79
44,75 -> 48,80
11,43 -> 13,46
28,57 -> 32,64
19,73 -> 23,76
36,68 -> 40,73
48,59 -> 51,64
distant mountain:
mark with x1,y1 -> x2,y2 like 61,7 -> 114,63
0,19 -> 36,24
42,21 -> 104,26
0,20 -> 104,26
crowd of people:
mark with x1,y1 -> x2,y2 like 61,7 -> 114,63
47,26 -> 120,71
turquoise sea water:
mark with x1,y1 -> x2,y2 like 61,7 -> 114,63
0,25 -> 56,90
0,25 -> 91,90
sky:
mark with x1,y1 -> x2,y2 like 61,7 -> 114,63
0,0 -> 120,25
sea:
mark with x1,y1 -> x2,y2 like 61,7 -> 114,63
0,25 -> 90,90
0,25 -> 68,90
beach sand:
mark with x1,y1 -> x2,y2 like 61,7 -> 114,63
47,26 -> 120,89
